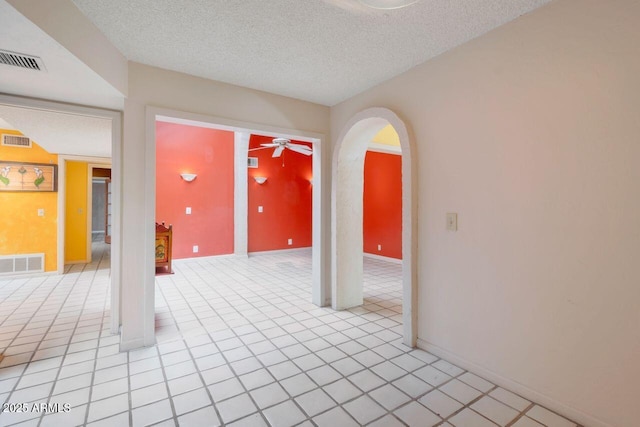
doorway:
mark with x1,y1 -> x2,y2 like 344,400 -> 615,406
0,94 -> 122,336
89,166 -> 112,247
143,107 -> 327,347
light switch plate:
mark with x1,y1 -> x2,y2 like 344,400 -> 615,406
446,213 -> 458,231
186,207 -> 192,215
193,245 -> 198,253
258,206 -> 263,213
37,209 -> 44,217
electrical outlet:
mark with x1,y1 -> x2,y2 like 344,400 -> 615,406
193,245 -> 199,253
377,244 -> 382,251
37,209 -> 44,217
186,207 -> 192,215
288,238 -> 292,245
446,213 -> 458,231
258,206 -> 263,213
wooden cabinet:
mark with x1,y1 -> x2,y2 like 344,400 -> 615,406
155,222 -> 173,274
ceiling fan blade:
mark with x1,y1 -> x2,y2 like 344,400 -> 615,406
272,146 -> 285,157
287,142 -> 312,151
287,144 -> 313,156
247,146 -> 272,152
260,143 -> 279,147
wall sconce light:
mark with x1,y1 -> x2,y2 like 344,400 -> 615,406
180,173 -> 197,182
254,176 -> 267,184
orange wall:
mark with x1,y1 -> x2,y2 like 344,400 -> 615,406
0,130 -> 58,271
363,151 -> 402,259
64,161 -> 88,263
248,135 -> 312,252
156,122 -> 234,258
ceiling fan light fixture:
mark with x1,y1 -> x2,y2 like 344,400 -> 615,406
358,0 -> 418,10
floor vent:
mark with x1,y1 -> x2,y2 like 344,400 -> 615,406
0,49 -> 45,71
2,134 -> 31,148
0,253 -> 44,275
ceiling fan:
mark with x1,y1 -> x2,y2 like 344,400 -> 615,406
248,138 -> 313,158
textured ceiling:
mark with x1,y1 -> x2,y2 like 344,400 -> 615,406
0,105 -> 112,158
72,0 -> 552,106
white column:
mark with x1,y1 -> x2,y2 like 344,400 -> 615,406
234,132 -> 250,257
119,100 -> 155,350
334,158 -> 365,309
312,138 -> 330,307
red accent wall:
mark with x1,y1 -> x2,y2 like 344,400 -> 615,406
248,135 -> 312,252
156,122 -> 234,259
363,151 -> 402,259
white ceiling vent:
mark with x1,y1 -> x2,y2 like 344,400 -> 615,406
0,49 -> 45,71
2,134 -> 31,148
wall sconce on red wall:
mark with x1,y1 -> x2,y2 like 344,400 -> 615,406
180,173 -> 197,182
254,176 -> 267,184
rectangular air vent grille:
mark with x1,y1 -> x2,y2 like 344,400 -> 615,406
0,253 -> 44,275
2,134 -> 31,148
248,157 -> 258,168
0,49 -> 45,71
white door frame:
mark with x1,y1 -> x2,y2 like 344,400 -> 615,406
86,163 -> 112,262
143,107 -> 329,345
0,93 -> 123,335
332,107 -> 417,346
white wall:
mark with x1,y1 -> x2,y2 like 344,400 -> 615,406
121,62 -> 330,349
330,0 -> 640,426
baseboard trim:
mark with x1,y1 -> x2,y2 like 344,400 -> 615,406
174,248 -> 312,263
363,252 -> 402,264
119,337 -> 146,351
248,247 -> 312,256
417,339 -> 610,427
176,253 -> 237,262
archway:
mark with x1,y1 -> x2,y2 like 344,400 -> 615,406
332,107 -> 417,346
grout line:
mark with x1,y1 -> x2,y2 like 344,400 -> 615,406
1,243 -> 108,427
2,271 -> 88,426
0,249 -> 579,427
81,242 -> 113,426
155,273 -> 219,426
0,275 -> 56,360
177,254 -> 408,426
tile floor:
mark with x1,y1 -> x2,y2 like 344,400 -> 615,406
0,245 -> 581,427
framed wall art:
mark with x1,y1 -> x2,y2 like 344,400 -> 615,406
0,161 -> 58,192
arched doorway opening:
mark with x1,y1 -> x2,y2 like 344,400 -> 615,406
332,107 -> 417,346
